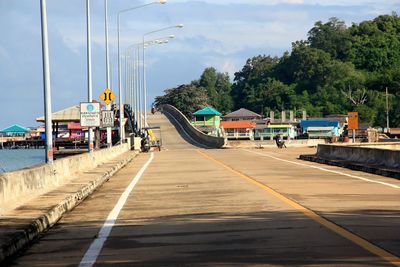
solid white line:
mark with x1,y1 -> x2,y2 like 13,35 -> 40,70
79,153 -> 155,267
244,149 -> 400,189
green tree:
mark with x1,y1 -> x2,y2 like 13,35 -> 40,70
155,83 -> 210,117
215,72 -> 233,114
308,17 -> 352,60
199,67 -> 219,108
348,13 -> 400,71
232,55 -> 279,109
199,67 -> 233,113
276,42 -> 334,92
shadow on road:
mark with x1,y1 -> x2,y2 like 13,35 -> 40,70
5,209 -> 397,266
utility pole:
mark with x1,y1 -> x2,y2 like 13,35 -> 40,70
386,87 -> 390,133
40,0 -> 53,163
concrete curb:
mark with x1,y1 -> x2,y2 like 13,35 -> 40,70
0,152 -> 137,263
299,154 -> 400,180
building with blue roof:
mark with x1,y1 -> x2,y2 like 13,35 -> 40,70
300,119 -> 342,138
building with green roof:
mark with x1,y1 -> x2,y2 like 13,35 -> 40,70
0,124 -> 29,137
192,107 -> 222,136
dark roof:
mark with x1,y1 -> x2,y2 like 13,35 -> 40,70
193,107 -> 221,116
223,108 -> 262,119
308,115 -> 347,124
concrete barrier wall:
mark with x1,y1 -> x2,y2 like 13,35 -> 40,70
0,144 -> 130,213
160,104 -> 225,148
228,139 -> 326,148
316,143 -> 400,169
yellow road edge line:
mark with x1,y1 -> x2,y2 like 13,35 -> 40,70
197,150 -> 400,266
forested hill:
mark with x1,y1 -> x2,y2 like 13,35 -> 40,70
155,13 -> 400,127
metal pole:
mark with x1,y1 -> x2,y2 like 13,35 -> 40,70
127,50 -> 132,121
137,47 -> 143,131
117,13 -> 125,143
128,50 -> 133,129
142,37 -> 147,127
86,0 -> 94,153
105,0 -> 112,146
40,0 -> 53,163
129,51 -> 134,120
386,87 -> 390,133
140,24 -> 183,128
131,48 -> 137,131
136,46 -> 140,131
116,2 -> 165,142
135,47 -> 138,131
125,51 -> 129,106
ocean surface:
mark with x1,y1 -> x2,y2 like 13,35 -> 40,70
0,149 -> 45,173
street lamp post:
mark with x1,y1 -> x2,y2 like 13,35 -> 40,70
142,24 -> 183,126
86,0 -> 94,153
117,0 -> 167,143
40,0 -> 53,163
126,37 -> 172,133
104,0 -> 112,147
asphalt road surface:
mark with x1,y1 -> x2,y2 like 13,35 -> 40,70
8,113 -> 400,267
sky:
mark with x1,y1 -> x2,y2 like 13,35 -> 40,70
0,0 -> 399,129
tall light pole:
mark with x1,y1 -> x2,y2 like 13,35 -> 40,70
104,0 -> 112,147
142,24 -> 183,126
117,0 -> 167,143
40,0 -> 53,163
126,36 -> 172,133
86,0 -> 94,153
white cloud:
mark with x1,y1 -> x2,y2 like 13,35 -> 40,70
220,58 -> 238,77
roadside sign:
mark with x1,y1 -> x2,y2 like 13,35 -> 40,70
347,112 -> 359,130
101,110 -> 114,128
100,88 -> 116,105
80,102 -> 100,127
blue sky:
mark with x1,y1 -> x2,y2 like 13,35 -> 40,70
0,0 -> 399,129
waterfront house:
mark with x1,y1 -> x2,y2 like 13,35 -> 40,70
255,123 -> 297,140
192,107 -> 222,136
300,119 -> 341,138
0,124 -> 29,138
221,120 -> 256,140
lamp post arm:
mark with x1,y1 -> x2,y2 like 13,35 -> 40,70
143,26 -> 176,38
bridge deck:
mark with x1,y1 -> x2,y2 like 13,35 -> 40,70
5,112 -> 400,266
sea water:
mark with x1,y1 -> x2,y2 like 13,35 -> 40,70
0,149 -> 45,173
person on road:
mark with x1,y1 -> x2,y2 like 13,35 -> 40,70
275,133 -> 286,148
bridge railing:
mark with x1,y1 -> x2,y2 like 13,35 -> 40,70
160,104 -> 225,149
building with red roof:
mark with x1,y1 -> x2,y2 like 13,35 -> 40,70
220,120 -> 256,140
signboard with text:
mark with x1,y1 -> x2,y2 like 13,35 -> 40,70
347,112 -> 359,130
101,110 -> 115,128
80,102 -> 100,127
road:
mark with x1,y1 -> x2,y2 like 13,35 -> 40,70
8,113 -> 400,266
